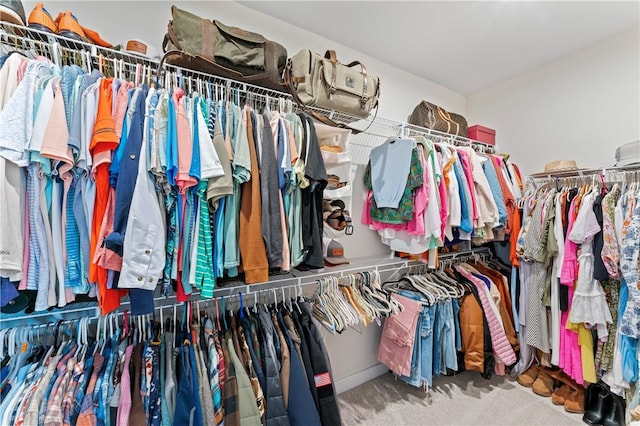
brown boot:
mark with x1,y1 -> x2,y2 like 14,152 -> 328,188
564,387 -> 586,414
532,370 -> 555,397
631,405 -> 640,421
551,384 -> 571,405
517,365 -> 539,388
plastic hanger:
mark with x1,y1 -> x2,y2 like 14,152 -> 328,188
331,284 -> 352,330
321,279 -> 344,331
312,280 -> 337,332
239,292 -> 245,319
349,274 -> 377,321
252,292 -> 259,314
334,278 -> 360,327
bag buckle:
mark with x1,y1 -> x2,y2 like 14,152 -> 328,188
360,75 -> 368,109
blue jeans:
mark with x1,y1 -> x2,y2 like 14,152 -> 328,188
398,290 -> 436,388
452,298 -> 462,351
437,299 -> 458,373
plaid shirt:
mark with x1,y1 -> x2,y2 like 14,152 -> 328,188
38,344 -> 77,424
208,335 -> 224,425
44,355 -> 77,425
221,332 -> 239,426
215,331 -> 226,392
62,358 -> 85,426
76,352 -> 105,426
71,354 -> 94,425
14,356 -> 51,426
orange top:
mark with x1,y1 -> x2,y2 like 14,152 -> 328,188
89,78 -> 125,314
509,206 -> 521,267
239,108 -> 269,283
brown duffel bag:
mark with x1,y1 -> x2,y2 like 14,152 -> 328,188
408,100 -> 468,136
162,5 -> 288,91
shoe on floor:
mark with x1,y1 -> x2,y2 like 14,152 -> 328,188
565,387 -> 585,414
551,384 -> 571,406
516,365 -> 538,388
27,2 -> 55,33
0,0 -> 25,26
631,405 -> 640,421
532,370 -> 554,397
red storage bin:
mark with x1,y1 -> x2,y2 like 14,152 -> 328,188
467,125 -> 496,145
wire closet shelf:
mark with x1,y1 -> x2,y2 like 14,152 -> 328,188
525,164 -> 640,190
1,21 -> 496,158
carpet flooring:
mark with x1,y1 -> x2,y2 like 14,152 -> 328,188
338,370 -> 583,425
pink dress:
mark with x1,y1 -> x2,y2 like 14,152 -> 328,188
558,197 -> 584,384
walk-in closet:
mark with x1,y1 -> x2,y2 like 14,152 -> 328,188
0,1 -> 638,425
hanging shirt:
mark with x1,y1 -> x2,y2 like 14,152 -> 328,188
300,114 -> 328,269
205,100 -> 233,209
364,148 -> 423,225
369,137 -> 414,209
175,90 -> 197,193
238,109 -> 269,283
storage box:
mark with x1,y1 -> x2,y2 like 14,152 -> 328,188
467,125 -> 496,145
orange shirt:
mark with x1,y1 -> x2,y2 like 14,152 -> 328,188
89,78 -> 126,314
239,108 -> 269,283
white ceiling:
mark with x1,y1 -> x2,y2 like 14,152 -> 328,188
240,1 -> 640,95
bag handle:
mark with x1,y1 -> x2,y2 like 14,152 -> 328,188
162,21 -> 183,53
284,59 -> 379,135
345,60 -> 369,106
324,52 -> 371,105
324,50 -> 338,64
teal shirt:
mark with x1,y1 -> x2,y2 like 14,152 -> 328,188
223,103 -> 242,276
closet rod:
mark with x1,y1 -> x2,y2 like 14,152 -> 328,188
1,283 -> 315,335
389,247 -> 492,281
0,265 -> 384,334
348,120 -> 496,158
526,164 -> 640,188
0,256 -> 414,329
437,247 -> 492,262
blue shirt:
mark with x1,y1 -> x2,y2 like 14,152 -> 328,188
189,96 -> 201,182
453,156 -> 473,234
166,91 -> 179,187
370,138 -> 414,209
482,158 -> 507,227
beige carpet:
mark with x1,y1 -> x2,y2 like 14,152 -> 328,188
338,370 -> 583,425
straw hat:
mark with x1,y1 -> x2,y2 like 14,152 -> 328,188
530,160 -> 581,177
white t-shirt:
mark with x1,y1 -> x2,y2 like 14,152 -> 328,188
0,158 -> 24,280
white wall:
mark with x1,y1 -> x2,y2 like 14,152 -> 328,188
467,25 -> 640,176
22,0 -> 468,392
